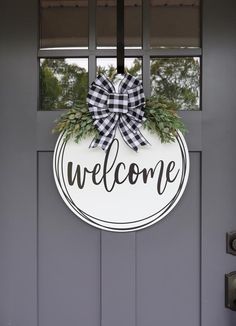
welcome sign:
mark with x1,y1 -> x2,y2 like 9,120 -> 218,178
53,128 -> 189,232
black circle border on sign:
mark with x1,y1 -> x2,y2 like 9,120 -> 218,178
53,131 -> 189,232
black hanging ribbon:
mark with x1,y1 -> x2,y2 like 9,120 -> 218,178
117,0 -> 125,74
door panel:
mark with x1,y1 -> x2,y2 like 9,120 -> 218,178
137,153 -> 200,326
38,153 -> 100,326
38,153 -> 200,326
101,232 -> 136,326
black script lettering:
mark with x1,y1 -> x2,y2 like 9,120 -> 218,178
128,163 -> 140,184
67,162 -> 102,189
141,167 -> 156,183
67,162 -> 86,189
102,139 -> 120,192
92,163 -> 102,185
140,161 -> 165,195
140,161 -> 179,194
166,161 -> 180,183
67,139 -> 181,196
114,162 -> 127,184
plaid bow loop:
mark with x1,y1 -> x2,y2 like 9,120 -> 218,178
87,74 -> 149,152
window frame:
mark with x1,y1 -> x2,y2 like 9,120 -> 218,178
38,0 -> 202,109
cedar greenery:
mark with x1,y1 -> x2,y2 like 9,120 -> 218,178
53,103 -> 98,143
53,97 -> 186,143
143,97 -> 186,142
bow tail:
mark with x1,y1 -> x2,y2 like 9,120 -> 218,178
118,117 -> 149,152
89,127 -> 117,152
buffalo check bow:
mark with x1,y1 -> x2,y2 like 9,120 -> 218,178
87,74 -> 149,152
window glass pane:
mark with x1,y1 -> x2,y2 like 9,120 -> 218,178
97,57 -> 142,79
151,57 -> 200,110
40,58 -> 88,110
96,1 -> 142,48
150,0 -> 200,48
40,0 -> 88,49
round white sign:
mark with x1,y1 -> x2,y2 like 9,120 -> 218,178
53,129 -> 189,232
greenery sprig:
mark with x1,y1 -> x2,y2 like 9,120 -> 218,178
144,97 -> 186,142
53,97 -> 186,143
53,103 -> 98,143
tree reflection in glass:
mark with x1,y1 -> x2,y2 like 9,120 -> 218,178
40,57 -> 200,111
96,57 -> 142,80
40,58 -> 88,110
151,57 -> 200,110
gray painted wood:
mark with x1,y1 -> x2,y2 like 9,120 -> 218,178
0,0 -> 38,325
1,0 -> 236,325
38,153 -> 101,326
101,232 -> 136,326
202,1 -> 236,325
136,153 -> 200,326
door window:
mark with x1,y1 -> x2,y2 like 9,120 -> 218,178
39,0 -> 201,111
96,57 -> 142,78
40,58 -> 88,111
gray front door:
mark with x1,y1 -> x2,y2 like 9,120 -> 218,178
1,1 -> 236,326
